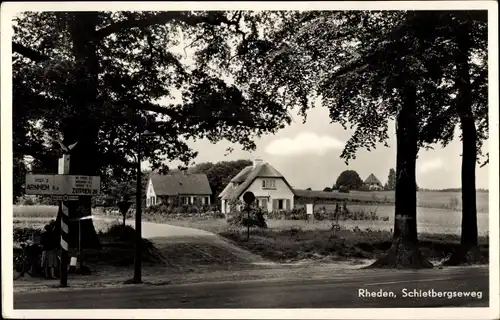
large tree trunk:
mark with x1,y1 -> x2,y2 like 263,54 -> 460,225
54,13 -> 101,249
369,84 -> 432,269
444,20 -> 480,265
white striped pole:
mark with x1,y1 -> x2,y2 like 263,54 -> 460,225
59,154 -> 70,287
59,201 -> 69,286
60,202 -> 69,251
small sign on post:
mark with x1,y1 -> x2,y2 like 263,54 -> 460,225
306,203 -> 314,223
58,155 -> 70,175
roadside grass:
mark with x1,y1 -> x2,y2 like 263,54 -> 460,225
219,227 -> 489,264
159,217 -> 489,264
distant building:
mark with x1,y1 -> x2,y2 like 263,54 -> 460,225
364,173 -> 383,190
146,172 -> 212,207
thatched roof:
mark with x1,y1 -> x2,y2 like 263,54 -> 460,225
220,162 -> 294,199
364,173 -> 382,185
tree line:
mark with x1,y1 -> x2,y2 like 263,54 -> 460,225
322,168 -> 400,192
12,10 -> 487,266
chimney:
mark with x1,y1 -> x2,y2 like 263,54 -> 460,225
253,159 -> 263,168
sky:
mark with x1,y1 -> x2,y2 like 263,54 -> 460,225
150,103 -> 490,190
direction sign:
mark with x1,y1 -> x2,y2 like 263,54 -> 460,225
25,174 -> 55,195
65,175 -> 100,196
25,174 -> 101,196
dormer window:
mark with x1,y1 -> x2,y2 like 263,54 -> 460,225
262,179 -> 276,190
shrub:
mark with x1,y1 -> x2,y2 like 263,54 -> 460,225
14,227 -> 43,244
338,185 -> 350,193
144,204 -> 219,216
18,197 -> 36,206
267,208 -> 307,220
313,206 -> 329,221
99,223 -> 137,241
227,207 -> 267,228
288,207 -> 307,220
212,211 -> 225,219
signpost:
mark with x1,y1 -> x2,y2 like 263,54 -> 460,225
25,174 -> 101,196
242,191 -> 255,241
24,148 -> 101,287
306,203 -> 314,223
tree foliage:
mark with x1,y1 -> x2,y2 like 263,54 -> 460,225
189,159 -> 252,201
13,11 -> 292,191
335,170 -> 363,190
385,168 -> 397,191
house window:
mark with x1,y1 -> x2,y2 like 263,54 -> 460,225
262,179 -> 276,190
182,197 -> 188,205
278,199 -> 284,210
205,197 -> 210,205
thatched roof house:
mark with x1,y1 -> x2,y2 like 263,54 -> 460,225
364,173 -> 382,187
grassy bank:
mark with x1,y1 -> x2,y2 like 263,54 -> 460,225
219,227 -> 489,264
157,218 -> 489,264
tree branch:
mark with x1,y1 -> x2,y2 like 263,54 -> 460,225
12,42 -> 51,62
96,11 -> 241,39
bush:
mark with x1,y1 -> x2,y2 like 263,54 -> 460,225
227,207 -> 267,228
338,185 -> 350,193
14,227 -> 43,244
313,206 -> 328,221
267,208 -> 306,220
18,197 -> 36,206
144,204 -> 218,216
99,223 -> 137,241
288,207 -> 307,220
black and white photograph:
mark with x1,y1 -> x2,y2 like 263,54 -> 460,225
1,1 -> 498,319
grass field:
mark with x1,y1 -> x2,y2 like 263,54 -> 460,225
325,190 -> 489,213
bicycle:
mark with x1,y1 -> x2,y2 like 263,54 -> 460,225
13,241 -> 43,280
